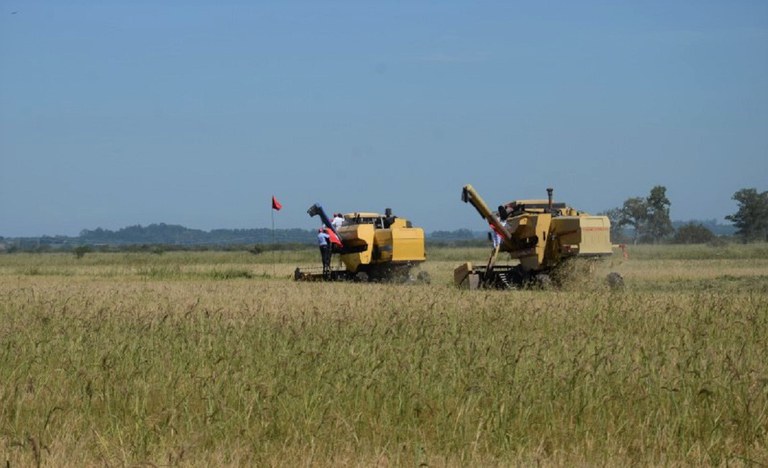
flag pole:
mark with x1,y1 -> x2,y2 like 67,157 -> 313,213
271,201 -> 276,277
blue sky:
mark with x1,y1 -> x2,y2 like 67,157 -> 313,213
1,1 -> 766,236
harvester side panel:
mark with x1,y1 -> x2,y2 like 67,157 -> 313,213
373,230 -> 393,262
577,216 -> 612,255
508,213 -> 551,271
339,224 -> 375,272
552,216 -> 612,255
391,227 -> 426,262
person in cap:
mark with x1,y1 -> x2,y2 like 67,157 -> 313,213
317,228 -> 332,275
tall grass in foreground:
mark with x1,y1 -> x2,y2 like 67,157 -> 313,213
1,275 -> 766,466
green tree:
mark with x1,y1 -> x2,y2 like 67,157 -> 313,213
618,197 -> 648,244
613,185 -> 674,244
725,188 -> 768,242
73,245 -> 92,259
672,223 -> 715,244
645,185 -> 673,243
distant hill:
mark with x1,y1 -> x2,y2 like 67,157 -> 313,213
3,224 -> 316,251
78,223 -> 314,245
428,229 -> 486,241
1,219 -> 736,252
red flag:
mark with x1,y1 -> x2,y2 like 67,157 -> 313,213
271,196 -> 282,211
325,228 -> 343,247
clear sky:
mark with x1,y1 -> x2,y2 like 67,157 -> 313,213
1,1 -> 766,237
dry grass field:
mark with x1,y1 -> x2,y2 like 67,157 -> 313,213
1,244 -> 767,466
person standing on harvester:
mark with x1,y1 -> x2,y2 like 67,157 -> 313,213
331,213 -> 344,231
317,228 -> 331,276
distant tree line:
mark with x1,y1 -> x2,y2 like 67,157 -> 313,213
79,223 -> 315,245
602,186 -> 767,244
1,224 -> 490,253
0,224 -> 320,253
2,188 -> 766,253
3,241 -> 308,255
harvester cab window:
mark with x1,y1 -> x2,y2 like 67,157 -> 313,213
506,203 -> 525,217
506,202 -> 568,216
349,215 -> 378,226
346,213 -> 403,229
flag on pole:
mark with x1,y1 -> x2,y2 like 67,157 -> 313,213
271,196 -> 282,211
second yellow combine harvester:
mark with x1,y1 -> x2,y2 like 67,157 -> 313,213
455,185 -> 622,289
294,203 -> 428,282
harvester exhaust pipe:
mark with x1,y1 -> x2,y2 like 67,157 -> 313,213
547,187 -> 553,212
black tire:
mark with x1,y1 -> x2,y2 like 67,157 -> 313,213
354,271 -> 369,283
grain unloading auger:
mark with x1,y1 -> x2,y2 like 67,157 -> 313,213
454,184 -> 623,289
294,203 -> 429,282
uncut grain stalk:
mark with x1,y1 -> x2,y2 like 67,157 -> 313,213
0,249 -> 766,465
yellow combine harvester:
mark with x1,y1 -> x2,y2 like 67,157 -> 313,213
455,185 -> 622,289
294,204 -> 428,282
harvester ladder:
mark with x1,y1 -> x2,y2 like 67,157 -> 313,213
481,244 -> 501,287
485,244 -> 501,272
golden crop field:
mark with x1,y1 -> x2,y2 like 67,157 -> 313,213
1,244 -> 767,466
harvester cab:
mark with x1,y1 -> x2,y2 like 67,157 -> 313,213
455,184 -> 622,289
295,203 -> 428,282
